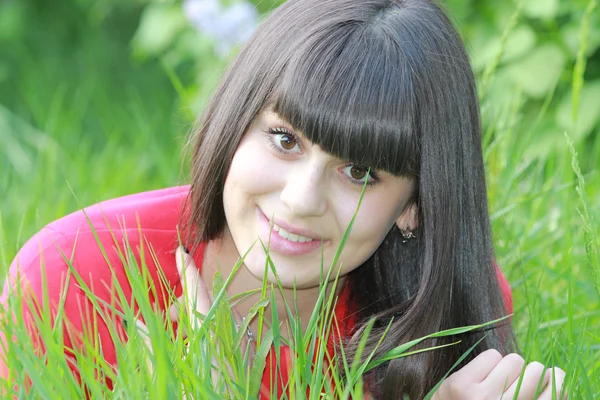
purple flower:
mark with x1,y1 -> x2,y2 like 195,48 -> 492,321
183,0 -> 258,56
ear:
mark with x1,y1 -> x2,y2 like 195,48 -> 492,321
395,202 -> 419,231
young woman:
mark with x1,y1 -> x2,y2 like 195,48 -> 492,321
1,0 -> 566,398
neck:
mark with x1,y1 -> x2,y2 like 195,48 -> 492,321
199,231 -> 345,340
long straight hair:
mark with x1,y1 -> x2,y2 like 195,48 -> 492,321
187,0 -> 516,397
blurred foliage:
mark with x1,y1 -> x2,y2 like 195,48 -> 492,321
129,0 -> 600,167
1,0 -> 598,170
445,0 -> 600,166
0,0 -> 598,396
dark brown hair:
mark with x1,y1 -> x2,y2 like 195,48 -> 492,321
187,0 -> 516,398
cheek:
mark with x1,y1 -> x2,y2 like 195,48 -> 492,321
335,199 -> 400,266
338,195 -> 400,239
224,140 -> 275,203
352,207 -> 395,245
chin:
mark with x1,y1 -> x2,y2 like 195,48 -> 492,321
245,257 -> 313,290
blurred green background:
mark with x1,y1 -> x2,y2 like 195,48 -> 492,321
1,0 -> 598,238
1,0 -> 599,396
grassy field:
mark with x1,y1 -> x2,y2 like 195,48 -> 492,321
1,0 -> 599,398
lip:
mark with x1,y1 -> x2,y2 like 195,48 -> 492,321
268,214 -> 324,240
257,208 -> 329,256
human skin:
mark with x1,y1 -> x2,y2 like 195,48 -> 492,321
168,248 -> 567,399
199,109 -> 417,335
432,349 -> 567,399
221,109 -> 417,289
175,109 -> 567,398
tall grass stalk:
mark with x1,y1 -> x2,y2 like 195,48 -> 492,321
1,1 -> 599,398
0,204 -> 517,399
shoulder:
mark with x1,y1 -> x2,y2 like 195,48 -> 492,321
493,261 -> 513,314
6,186 -> 192,298
45,185 -> 191,241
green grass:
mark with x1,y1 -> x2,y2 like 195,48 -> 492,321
1,0 -> 599,398
0,209 -> 511,399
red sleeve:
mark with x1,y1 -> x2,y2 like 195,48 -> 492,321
494,260 -> 513,314
0,187 -> 194,390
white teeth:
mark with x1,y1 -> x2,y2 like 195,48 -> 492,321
272,224 -> 314,243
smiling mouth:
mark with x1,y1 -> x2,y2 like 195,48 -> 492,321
271,223 -> 315,243
258,209 -> 328,255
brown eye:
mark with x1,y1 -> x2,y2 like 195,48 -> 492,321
268,127 -> 301,153
349,166 -> 367,180
342,165 -> 377,186
279,134 -> 297,150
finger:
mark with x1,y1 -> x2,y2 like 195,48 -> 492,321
483,353 -> 525,393
453,349 -> 503,383
538,368 -> 567,400
169,295 -> 184,322
168,295 -> 191,342
176,246 -> 212,330
503,361 -> 547,400
134,319 -> 154,375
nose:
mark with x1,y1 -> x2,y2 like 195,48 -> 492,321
280,162 -> 328,217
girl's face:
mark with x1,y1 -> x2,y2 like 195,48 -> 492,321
222,109 -> 416,289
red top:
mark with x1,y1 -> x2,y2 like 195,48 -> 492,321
1,186 -> 513,396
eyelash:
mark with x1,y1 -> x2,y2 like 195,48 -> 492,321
264,127 -> 380,187
343,166 -> 380,187
265,127 -> 300,154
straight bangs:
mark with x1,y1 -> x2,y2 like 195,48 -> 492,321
271,24 -> 420,177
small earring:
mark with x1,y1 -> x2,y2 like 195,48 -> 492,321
401,228 -> 416,243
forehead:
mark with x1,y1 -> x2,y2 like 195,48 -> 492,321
263,22 -> 420,177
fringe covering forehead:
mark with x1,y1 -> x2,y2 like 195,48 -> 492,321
271,21 -> 420,177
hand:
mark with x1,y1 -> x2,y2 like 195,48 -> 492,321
433,350 -> 566,399
131,247 -> 256,385
168,246 -> 256,364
